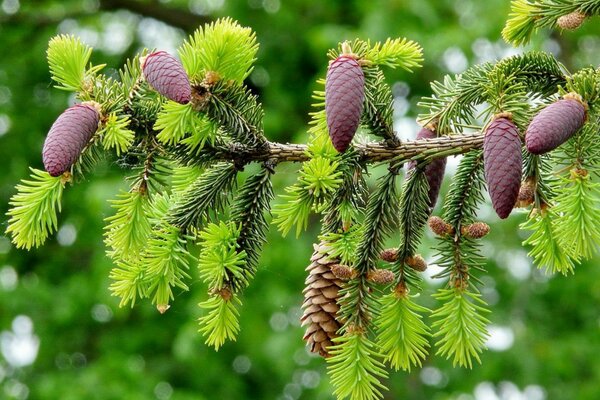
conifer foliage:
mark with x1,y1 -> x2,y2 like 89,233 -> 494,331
7,4 -> 600,399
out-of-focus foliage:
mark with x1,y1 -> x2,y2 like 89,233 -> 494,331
1,0 -> 600,399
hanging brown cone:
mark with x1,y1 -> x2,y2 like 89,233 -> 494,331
301,242 -> 344,357
516,177 -> 536,208
405,254 -> 427,272
557,11 -> 586,30
325,44 -> 365,153
42,102 -> 101,177
428,216 -> 454,237
525,94 -> 587,155
330,264 -> 357,281
367,268 -> 396,285
141,51 -> 191,104
461,222 -> 490,239
484,115 -> 522,219
380,248 -> 399,263
407,125 -> 447,208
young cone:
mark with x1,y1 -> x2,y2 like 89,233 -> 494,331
525,95 -> 586,155
141,51 -> 191,104
325,48 -> 365,153
484,116 -> 522,219
301,242 -> 344,357
407,125 -> 447,208
42,102 -> 100,177
557,11 -> 586,30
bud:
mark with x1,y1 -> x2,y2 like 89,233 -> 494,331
428,216 -> 454,236
367,269 -> 396,285
407,125 -> 447,208
330,264 -> 357,280
141,51 -> 191,104
516,177 -> 535,208
461,222 -> 490,239
557,11 -> 586,30
325,52 -> 365,153
525,95 -> 587,155
405,255 -> 427,272
156,304 -> 170,314
484,116 -> 522,219
380,248 -> 399,263
42,102 -> 101,177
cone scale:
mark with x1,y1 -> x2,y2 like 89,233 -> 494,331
141,51 -> 191,104
42,102 -> 101,177
325,53 -> 365,153
484,116 -> 522,219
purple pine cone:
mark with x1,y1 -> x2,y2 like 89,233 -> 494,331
142,51 -> 191,104
484,117 -> 522,219
525,98 -> 586,154
325,55 -> 365,153
407,127 -> 447,208
43,103 -> 100,177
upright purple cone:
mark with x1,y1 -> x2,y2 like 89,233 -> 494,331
325,55 -> 365,153
142,51 -> 191,104
484,116 -> 522,219
525,97 -> 586,155
407,126 -> 447,208
43,103 -> 100,177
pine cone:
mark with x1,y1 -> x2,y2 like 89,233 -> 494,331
301,242 -> 344,357
557,11 -> 586,30
428,216 -> 454,236
141,51 -> 191,104
461,222 -> 490,239
525,96 -> 586,155
42,102 -> 100,177
325,55 -> 365,153
407,126 -> 447,208
484,116 -> 522,219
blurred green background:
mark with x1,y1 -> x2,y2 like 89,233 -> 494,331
1,0 -> 600,399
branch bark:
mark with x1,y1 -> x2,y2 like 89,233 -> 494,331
212,133 -> 485,164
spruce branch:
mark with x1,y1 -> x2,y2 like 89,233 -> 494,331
521,207 -> 577,274
47,34 -> 104,92
198,292 -> 242,350
6,169 -> 67,250
431,288 -> 490,368
229,165 -> 274,285
327,332 -> 388,400
169,162 -> 238,231
104,186 -> 151,260
503,0 -> 600,46
197,80 -> 266,147
362,67 -> 395,141
376,290 -> 431,372
355,168 -> 401,275
99,113 -> 135,155
395,169 -> 431,288
179,17 -> 258,84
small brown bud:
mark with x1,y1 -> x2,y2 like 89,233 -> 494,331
428,216 -> 454,236
557,11 -> 586,30
393,281 -> 409,297
516,177 -> 536,208
380,248 -> 399,263
367,269 -> 396,285
331,264 -> 357,281
405,255 -> 427,272
461,222 -> 490,239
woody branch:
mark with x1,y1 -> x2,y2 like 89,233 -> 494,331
210,133 -> 484,164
